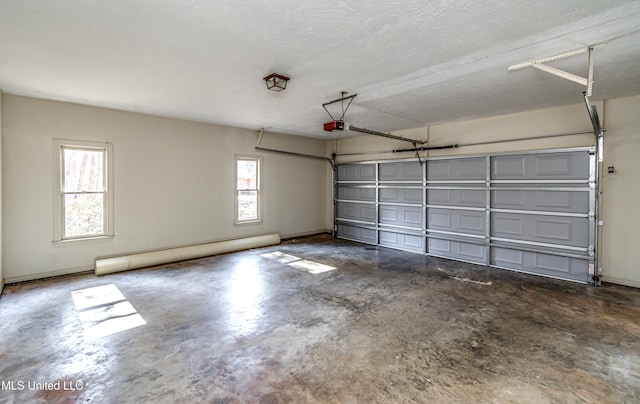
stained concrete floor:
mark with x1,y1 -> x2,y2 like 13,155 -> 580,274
1,234 -> 640,403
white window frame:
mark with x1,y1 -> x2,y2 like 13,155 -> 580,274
235,155 -> 262,225
53,139 -> 114,243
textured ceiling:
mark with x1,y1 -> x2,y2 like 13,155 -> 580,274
1,1 -> 639,138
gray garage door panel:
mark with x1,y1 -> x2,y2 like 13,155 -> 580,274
427,157 -> 486,181
491,247 -> 589,282
337,224 -> 377,244
428,238 -> 486,264
428,188 -> 486,207
379,161 -> 423,181
491,190 -> 589,213
337,164 -> 376,182
337,202 -> 376,223
379,205 -> 423,228
335,148 -> 595,284
379,231 -> 424,252
491,212 -> 589,248
379,188 -> 423,204
491,151 -> 590,181
427,208 -> 485,236
337,187 -> 376,202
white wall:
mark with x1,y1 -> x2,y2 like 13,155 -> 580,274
3,95 -> 329,282
599,96 -> 640,287
0,89 -> 3,293
4,94 -> 639,287
329,96 -> 640,287
334,104 -> 598,163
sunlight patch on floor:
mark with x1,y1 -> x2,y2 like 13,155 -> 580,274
261,251 -> 336,274
71,283 -> 125,310
71,284 -> 146,339
260,251 -> 301,263
225,258 -> 264,336
288,260 -> 336,274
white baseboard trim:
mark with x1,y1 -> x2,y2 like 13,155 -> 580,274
4,266 -> 93,285
281,229 -> 332,240
4,230 -> 335,284
602,276 -> 640,289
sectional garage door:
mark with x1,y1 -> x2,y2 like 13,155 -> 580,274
335,147 -> 596,283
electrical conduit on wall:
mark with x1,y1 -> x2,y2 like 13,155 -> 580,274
95,234 -> 281,275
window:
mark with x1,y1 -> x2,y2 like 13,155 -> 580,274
53,139 -> 113,242
235,156 -> 261,223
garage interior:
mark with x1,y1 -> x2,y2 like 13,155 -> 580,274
1,1 -> 640,403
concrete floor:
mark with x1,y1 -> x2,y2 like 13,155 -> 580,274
1,234 -> 639,403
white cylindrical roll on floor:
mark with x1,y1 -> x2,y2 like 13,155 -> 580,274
95,233 -> 280,275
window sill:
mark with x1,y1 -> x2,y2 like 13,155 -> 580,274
234,219 -> 263,226
53,235 -> 114,247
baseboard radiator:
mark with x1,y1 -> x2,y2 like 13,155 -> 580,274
95,233 -> 281,275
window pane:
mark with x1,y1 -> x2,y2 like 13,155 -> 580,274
65,193 -> 104,237
237,160 -> 257,190
64,149 -> 104,192
238,190 -> 258,221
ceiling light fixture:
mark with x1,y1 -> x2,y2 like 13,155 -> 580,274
263,73 -> 290,92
